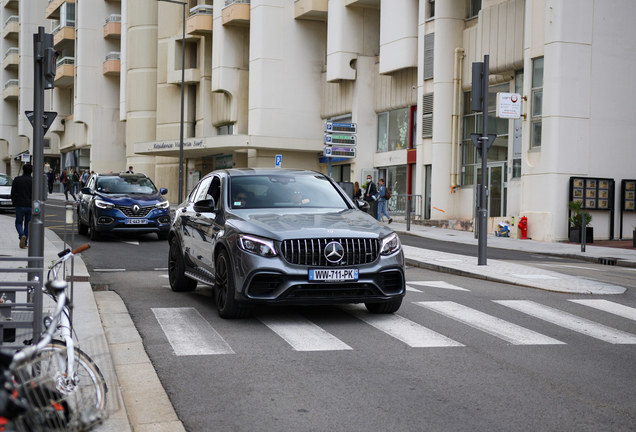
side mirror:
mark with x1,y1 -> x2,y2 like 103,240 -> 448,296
355,199 -> 369,212
160,188 -> 168,195
80,187 -> 92,195
193,198 -> 215,213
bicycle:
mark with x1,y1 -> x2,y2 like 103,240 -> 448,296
0,243 -> 108,431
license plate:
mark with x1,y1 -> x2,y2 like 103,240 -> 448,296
0,200 -> 11,206
126,219 -> 147,225
309,269 -> 358,282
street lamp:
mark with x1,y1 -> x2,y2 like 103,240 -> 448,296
157,0 -> 186,204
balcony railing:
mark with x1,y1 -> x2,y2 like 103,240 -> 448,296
52,21 -> 75,35
190,4 -> 213,16
4,79 -> 18,89
4,15 -> 18,26
105,14 -> 121,24
56,56 -> 74,68
105,52 -> 120,61
224,0 -> 249,6
4,47 -> 18,59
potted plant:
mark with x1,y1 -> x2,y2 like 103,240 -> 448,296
568,201 -> 593,243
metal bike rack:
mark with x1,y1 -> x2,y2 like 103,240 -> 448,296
0,256 -> 43,349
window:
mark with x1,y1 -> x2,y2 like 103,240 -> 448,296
512,70 -> 523,177
377,108 -> 411,152
469,0 -> 481,18
531,57 -> 543,149
217,124 -> 234,135
428,0 -> 435,18
423,33 -> 434,80
461,84 -> 509,186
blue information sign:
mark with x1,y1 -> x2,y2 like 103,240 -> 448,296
275,154 -> 282,168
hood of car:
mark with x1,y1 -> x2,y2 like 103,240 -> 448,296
228,208 -> 393,240
0,186 -> 11,195
94,192 -> 164,206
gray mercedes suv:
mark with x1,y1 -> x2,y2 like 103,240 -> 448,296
168,168 -> 405,318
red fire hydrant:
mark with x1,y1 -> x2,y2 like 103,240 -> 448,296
518,216 -> 528,240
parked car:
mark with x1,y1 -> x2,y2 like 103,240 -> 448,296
0,173 -> 14,212
77,172 -> 171,241
168,168 -> 405,319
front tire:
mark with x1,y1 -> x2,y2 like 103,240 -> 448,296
168,238 -> 197,292
365,298 -> 402,314
89,214 -> 101,241
215,249 -> 249,319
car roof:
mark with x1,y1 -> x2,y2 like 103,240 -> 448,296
94,173 -> 149,178
217,168 -> 323,177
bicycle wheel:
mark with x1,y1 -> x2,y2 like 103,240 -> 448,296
37,341 -> 108,414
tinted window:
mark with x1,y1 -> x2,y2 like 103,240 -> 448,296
229,174 -> 348,209
96,176 -> 158,194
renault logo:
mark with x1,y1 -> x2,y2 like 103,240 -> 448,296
324,241 -> 344,263
132,204 -> 140,214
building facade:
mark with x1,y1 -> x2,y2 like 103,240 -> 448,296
2,0 -> 635,243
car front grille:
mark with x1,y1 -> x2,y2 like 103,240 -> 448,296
115,204 -> 153,217
281,238 -> 379,267
0,194 -> 10,199
285,283 -> 378,299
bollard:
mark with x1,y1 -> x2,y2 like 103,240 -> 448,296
581,211 -> 586,253
406,199 -> 411,231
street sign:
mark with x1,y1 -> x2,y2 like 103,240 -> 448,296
470,133 -> 497,152
324,122 -> 357,134
25,110 -> 57,132
324,134 -> 356,145
275,154 -> 282,168
324,146 -> 356,158
496,92 -> 522,119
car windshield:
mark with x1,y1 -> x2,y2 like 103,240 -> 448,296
0,174 -> 12,186
96,176 -> 158,194
229,174 -> 349,209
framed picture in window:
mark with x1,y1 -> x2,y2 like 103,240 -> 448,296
573,197 -> 583,204
586,199 -> 596,208
626,191 -> 635,200
599,190 -> 608,199
598,200 -> 608,209
586,179 -> 597,189
626,181 -> 635,191
599,180 -> 609,189
626,201 -> 635,210
573,179 -> 584,188
586,189 -> 596,198
573,189 -> 583,198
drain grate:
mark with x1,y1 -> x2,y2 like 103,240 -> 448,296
597,257 -> 617,266
91,284 -> 110,291
66,275 -> 90,282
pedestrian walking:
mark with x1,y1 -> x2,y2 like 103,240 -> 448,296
80,170 -> 89,190
72,169 -> 80,194
377,178 -> 392,224
10,164 -> 33,249
47,168 -> 56,194
126,166 -> 134,174
64,169 -> 77,202
363,174 -> 378,219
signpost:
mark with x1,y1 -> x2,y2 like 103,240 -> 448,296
275,154 -> 282,168
323,122 -> 356,177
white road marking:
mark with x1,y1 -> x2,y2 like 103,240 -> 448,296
511,274 -> 560,280
93,269 -> 126,272
152,307 -> 234,356
154,268 -> 169,271
406,286 -> 423,293
414,301 -> 564,345
343,305 -> 463,348
407,281 -> 470,292
569,299 -> 636,322
159,275 -> 169,278
257,313 -> 352,352
435,259 -> 463,262
495,300 -> 636,344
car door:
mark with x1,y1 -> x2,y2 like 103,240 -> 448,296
78,175 -> 96,224
180,176 -> 213,268
189,176 -> 223,275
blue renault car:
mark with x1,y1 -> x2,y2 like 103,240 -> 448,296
77,172 -> 171,240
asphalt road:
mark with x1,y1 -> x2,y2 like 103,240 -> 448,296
42,202 -> 636,431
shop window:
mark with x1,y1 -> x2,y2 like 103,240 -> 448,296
531,57 -> 543,149
377,108 -> 411,153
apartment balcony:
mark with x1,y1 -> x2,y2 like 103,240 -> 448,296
46,0 -> 74,20
3,0 -> 19,9
294,0 -> 327,21
55,56 -> 74,87
53,24 -> 75,49
103,52 -> 120,75
186,5 -> 213,35
3,79 -> 18,100
3,47 -> 18,69
3,15 -> 18,39
345,0 -> 380,7
104,14 -> 121,39
222,0 -> 249,27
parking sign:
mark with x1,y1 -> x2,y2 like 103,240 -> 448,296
275,154 -> 282,168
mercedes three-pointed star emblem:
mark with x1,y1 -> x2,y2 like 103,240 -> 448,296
324,241 -> 344,263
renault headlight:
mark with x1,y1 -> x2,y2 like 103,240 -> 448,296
380,233 -> 401,256
155,200 -> 170,209
238,234 -> 277,257
95,199 -> 115,210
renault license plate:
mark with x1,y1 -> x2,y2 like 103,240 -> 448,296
126,219 -> 147,225
309,269 -> 358,282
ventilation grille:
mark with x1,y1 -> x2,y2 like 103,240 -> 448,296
423,33 -> 434,80
281,238 -> 379,267
422,93 -> 433,138
115,205 -> 153,218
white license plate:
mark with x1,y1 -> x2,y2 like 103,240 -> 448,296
0,200 -> 11,206
309,269 -> 359,282
126,219 -> 148,225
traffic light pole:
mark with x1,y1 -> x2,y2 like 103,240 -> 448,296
478,55 -> 489,266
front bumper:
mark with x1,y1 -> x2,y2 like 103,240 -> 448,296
93,207 -> 171,234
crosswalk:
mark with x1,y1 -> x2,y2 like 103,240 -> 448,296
151,296 -> 636,356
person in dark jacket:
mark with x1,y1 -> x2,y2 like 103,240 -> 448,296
47,168 -> 56,194
10,164 -> 33,249
363,174 -> 378,219
64,169 -> 77,202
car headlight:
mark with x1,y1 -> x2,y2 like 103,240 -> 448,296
380,233 -> 401,256
155,200 -> 170,209
95,199 -> 115,210
238,234 -> 277,258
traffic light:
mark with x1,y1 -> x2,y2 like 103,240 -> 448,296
43,33 -> 58,90
471,62 -> 484,112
